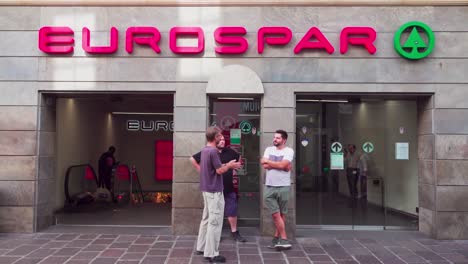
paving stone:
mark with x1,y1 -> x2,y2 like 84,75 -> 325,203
120,253 -> 145,260
40,242 -> 65,249
99,249 -> 125,258
116,261 -> 140,264
284,250 -> 307,258
165,258 -> 191,264
156,236 -> 176,241
13,258 -> 43,264
26,249 -> 57,258
127,245 -> 150,253
263,252 -> 284,259
140,256 -> 167,264
414,250 -> 447,261
55,234 -> 79,241
169,248 -> 193,258
308,254 -> 333,262
239,254 -> 262,264
0,256 -> 19,263
114,236 -> 138,243
303,247 -> 326,254
287,258 -> 313,264
71,251 -> 100,260
176,236 -> 196,241
53,248 -> 81,256
6,246 -> 41,256
151,242 -> 174,249
354,255 -> 382,263
65,260 -> 90,264
25,240 -> 50,246
65,240 -> 92,248
0,240 -> 28,250
38,256 -> 70,264
173,241 -> 194,248
77,234 -> 98,240
109,242 -> 131,249
35,234 -> 59,240
133,238 -> 155,245
238,247 -> 259,254
82,245 -> 108,252
264,260 -> 287,264
91,239 -> 115,245
90,258 -> 118,264
147,249 -> 170,256
99,235 -> 118,239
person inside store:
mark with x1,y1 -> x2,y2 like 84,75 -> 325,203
194,126 -> 242,263
190,134 -> 247,243
344,144 -> 360,200
98,146 -> 116,192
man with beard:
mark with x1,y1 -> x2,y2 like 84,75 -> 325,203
261,130 -> 294,250
194,126 -> 242,263
190,134 -> 247,243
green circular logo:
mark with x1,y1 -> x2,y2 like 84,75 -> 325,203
394,21 -> 435,60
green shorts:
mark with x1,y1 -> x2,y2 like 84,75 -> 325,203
264,186 -> 290,214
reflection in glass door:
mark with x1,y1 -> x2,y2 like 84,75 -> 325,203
210,98 -> 261,225
296,99 -> 418,230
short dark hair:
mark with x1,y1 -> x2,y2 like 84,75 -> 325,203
108,146 -> 116,152
275,129 -> 288,140
206,126 -> 221,142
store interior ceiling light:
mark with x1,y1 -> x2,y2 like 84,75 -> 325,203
297,99 -> 348,103
111,112 -> 173,115
217,97 -> 255,100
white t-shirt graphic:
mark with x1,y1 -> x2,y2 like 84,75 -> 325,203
263,146 -> 295,187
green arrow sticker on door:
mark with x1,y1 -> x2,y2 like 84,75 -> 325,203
394,21 -> 435,60
331,142 -> 342,153
239,120 -> 252,134
362,142 -> 374,153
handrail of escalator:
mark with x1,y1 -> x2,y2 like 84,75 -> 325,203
64,164 -> 98,204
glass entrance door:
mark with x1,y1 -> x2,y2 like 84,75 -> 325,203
296,99 -> 418,230
210,98 -> 261,225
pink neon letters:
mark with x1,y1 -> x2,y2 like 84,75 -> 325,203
38,27 -> 74,54
38,26 -> 378,55
214,27 -> 248,54
126,27 -> 161,54
82,27 -> 118,54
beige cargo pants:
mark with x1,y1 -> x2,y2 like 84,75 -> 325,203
196,191 -> 225,258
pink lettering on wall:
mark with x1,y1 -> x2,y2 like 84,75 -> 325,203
294,27 -> 334,54
214,27 -> 248,54
169,27 -> 205,54
257,27 -> 292,54
126,27 -> 161,54
340,27 -> 377,54
38,26 -> 379,55
38,26 -> 74,54
82,27 -> 118,54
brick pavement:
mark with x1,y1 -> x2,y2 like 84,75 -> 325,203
0,228 -> 468,264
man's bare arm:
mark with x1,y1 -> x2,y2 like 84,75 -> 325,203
189,157 -> 200,173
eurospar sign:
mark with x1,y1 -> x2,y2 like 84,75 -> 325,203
38,21 -> 434,60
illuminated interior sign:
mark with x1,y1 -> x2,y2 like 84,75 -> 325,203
38,26 -> 377,55
127,120 -> 174,132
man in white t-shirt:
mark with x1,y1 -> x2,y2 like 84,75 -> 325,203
260,129 -> 294,250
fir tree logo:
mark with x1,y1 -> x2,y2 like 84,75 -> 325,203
394,21 -> 435,60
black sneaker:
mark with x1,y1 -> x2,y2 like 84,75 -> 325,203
274,238 -> 292,251
231,231 -> 247,242
208,255 -> 226,263
267,236 -> 279,249
195,250 -> 204,255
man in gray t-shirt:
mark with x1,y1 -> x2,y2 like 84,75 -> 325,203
195,126 -> 241,263
261,129 -> 294,250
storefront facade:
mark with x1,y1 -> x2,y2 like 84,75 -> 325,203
0,2 -> 467,239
